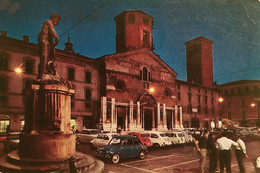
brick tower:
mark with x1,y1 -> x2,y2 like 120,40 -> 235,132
186,36 -> 213,88
114,10 -> 154,53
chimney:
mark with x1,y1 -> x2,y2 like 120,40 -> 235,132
1,31 -> 7,37
23,35 -> 29,42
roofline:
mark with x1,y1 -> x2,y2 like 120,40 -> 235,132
220,80 -> 260,86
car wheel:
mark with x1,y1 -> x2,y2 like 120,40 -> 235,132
153,143 -> 160,148
139,151 -> 146,160
111,154 -> 120,164
90,143 -> 95,150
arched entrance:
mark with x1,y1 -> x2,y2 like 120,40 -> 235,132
144,109 -> 153,130
191,117 -> 200,128
137,93 -> 157,130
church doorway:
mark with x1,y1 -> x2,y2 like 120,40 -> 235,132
144,109 -> 153,130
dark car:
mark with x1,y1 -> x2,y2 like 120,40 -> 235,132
96,135 -> 148,163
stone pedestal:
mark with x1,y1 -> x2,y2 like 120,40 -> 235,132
0,80 -> 104,172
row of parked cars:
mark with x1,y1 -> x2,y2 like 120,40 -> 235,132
76,129 -> 195,163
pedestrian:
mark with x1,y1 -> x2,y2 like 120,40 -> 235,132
194,130 -> 209,173
207,133 -> 219,173
216,131 -> 238,173
232,134 -> 248,173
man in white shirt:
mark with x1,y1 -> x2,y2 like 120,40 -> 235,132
233,135 -> 248,173
216,131 -> 238,173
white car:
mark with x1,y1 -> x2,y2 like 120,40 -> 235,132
181,131 -> 194,143
146,131 -> 171,147
171,131 -> 186,145
76,129 -> 101,144
90,133 -> 119,149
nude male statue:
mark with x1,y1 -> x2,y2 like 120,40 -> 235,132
37,13 -> 60,79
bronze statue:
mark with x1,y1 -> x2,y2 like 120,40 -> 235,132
37,13 -> 60,79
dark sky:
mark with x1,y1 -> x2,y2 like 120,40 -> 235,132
0,0 -> 259,84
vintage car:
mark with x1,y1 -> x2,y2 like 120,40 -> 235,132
96,135 -> 148,163
90,133 -> 119,149
145,131 -> 171,147
76,129 -> 101,144
127,132 -> 153,147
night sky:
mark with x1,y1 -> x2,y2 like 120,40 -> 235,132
0,0 -> 259,84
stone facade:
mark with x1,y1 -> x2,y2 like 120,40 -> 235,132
218,80 -> 260,127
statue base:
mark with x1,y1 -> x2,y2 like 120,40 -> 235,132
0,150 -> 104,172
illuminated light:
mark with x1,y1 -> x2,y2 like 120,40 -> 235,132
14,67 -> 23,74
149,87 -> 155,93
218,97 -> 224,103
251,103 -> 256,107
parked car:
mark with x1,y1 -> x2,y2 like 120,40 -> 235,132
181,131 -> 194,143
171,131 -> 186,145
127,132 -> 153,147
96,135 -> 148,163
90,133 -> 119,149
4,132 -> 20,152
145,131 -> 171,147
76,129 -> 101,144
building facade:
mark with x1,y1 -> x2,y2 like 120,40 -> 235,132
218,80 -> 260,127
3,10 -> 255,133
0,31 -> 100,133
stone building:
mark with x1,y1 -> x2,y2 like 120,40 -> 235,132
97,10 -> 180,132
218,80 -> 260,127
175,36 -> 221,129
0,31 -> 100,132
4,10 -> 257,133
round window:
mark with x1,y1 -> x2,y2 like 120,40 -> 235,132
164,87 -> 172,97
114,79 -> 126,92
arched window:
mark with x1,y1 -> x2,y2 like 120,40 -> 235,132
139,66 -> 150,82
139,66 -> 151,89
67,66 -> 75,81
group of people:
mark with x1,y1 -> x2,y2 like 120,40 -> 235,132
195,130 -> 248,173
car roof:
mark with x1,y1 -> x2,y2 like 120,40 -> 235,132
112,135 -> 138,139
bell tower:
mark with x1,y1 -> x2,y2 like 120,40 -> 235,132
114,10 -> 154,53
186,36 -> 214,88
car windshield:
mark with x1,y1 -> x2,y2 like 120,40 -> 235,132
178,133 -> 184,137
141,134 -> 149,138
160,133 -> 167,137
109,138 -> 121,145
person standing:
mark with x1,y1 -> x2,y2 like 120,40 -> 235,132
216,131 -> 238,173
232,135 -> 248,173
207,133 -> 219,173
195,130 -> 209,173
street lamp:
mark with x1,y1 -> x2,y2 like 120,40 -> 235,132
250,103 -> 256,107
218,97 -> 224,103
14,67 -> 23,74
149,87 -> 155,93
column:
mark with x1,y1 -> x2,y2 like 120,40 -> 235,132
157,103 -> 161,130
101,97 -> 107,123
163,104 -> 167,129
171,110 -> 174,130
137,101 -> 140,124
175,105 -> 178,128
111,98 -> 115,131
129,101 -> 133,130
180,106 -> 183,128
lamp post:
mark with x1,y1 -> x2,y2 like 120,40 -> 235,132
218,97 -> 224,128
